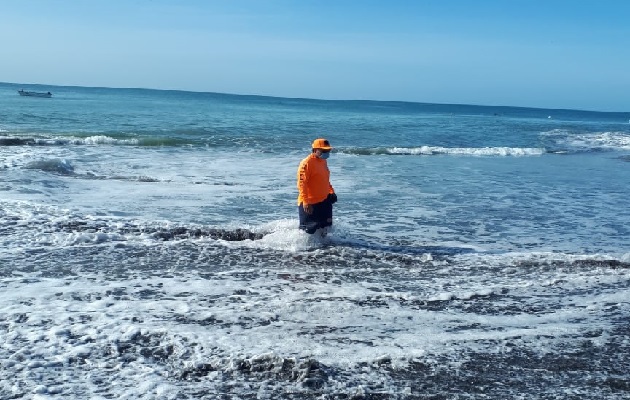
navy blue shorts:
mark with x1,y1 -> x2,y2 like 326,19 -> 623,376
298,198 -> 333,234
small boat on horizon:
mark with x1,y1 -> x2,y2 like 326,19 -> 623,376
18,89 -> 52,98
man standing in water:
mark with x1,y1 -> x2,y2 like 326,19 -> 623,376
297,138 -> 337,235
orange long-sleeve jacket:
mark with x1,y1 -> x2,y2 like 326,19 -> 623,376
297,153 -> 335,205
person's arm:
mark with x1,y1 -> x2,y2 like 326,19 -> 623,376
297,160 -> 312,213
327,184 -> 337,204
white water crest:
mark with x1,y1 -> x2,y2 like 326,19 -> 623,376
387,146 -> 545,156
542,129 -> 630,152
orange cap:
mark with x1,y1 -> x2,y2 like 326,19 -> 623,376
311,138 -> 333,150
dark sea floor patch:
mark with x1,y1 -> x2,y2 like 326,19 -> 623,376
54,220 -> 264,241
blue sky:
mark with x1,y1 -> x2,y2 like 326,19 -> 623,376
2,0 -> 629,111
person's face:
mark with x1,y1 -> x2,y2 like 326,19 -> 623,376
315,148 -> 330,158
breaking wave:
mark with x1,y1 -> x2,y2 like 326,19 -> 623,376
0,135 -> 140,146
0,135 -> 194,147
542,130 -> 630,153
342,146 -> 546,157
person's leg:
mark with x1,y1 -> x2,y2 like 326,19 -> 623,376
321,199 -> 333,228
298,205 -> 318,234
313,199 -> 333,237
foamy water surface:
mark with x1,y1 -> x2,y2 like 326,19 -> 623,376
1,83 -> 630,398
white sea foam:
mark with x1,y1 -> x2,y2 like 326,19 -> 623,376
2,176 -> 629,398
543,130 -> 630,151
1,245 -> 628,398
386,146 -> 545,156
80,135 -> 140,145
572,131 -> 630,150
33,135 -> 141,145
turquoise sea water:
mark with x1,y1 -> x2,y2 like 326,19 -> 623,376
1,82 -> 630,398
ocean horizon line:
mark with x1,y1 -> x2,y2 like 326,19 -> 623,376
3,80 -> 629,116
